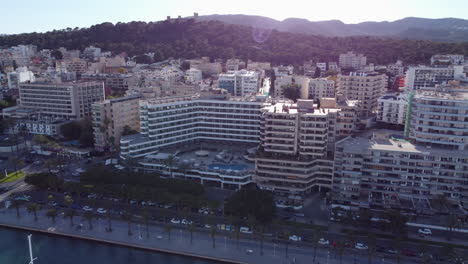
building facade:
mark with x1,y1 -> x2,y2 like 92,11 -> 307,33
337,72 -> 387,118
120,94 -> 267,159
92,95 -> 141,151
18,81 -> 105,119
404,66 -> 455,91
218,70 -> 260,96
333,130 -> 468,209
309,78 -> 335,100
377,93 -> 408,125
339,52 -> 367,69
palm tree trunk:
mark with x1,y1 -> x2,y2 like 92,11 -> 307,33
127,220 -> 132,236
33,211 -> 37,221
70,215 -> 74,226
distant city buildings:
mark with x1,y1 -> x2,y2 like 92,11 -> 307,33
18,81 -> 105,119
218,70 -> 260,96
339,51 -> 367,70
337,72 -> 387,118
430,54 -> 465,65
309,78 -> 335,100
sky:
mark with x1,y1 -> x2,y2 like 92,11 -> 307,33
1,0 -> 467,34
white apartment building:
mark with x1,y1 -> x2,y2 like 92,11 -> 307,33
7,67 -> 35,89
92,94 -> 140,151
387,60 -> 405,76
404,66 -> 456,91
83,46 -> 102,60
274,75 -> 310,99
316,62 -> 327,72
408,89 -> 468,151
247,61 -> 271,71
10,45 -> 37,66
18,81 -> 105,119
376,93 -> 408,125
309,78 -> 335,100
56,58 -> 88,74
120,94 -> 267,159
328,62 -> 339,71
218,70 -> 260,96
255,99 -> 356,195
337,72 -> 387,117
333,130 -> 468,209
185,68 -> 202,84
274,65 -> 294,77
430,54 -> 465,65
339,52 -> 367,69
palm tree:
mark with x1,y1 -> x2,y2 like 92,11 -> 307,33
187,221 -> 195,245
256,225 -> 265,256
393,236 -> 403,264
366,233 -> 377,264
432,194 -> 449,213
210,225 -> 217,248
164,222 -> 172,241
64,209 -> 75,226
106,210 -> 113,232
333,241 -> 346,264
163,155 -> 175,178
444,214 -> 459,241
46,209 -> 58,224
142,209 -> 150,238
177,162 -> 191,180
247,214 -> 256,240
234,217 -> 241,250
83,211 -> 93,230
121,210 -> 132,236
283,229 -> 290,258
11,199 -> 21,218
26,203 -> 39,221
311,227 -> 323,262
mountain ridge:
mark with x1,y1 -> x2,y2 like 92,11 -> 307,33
195,14 -> 468,42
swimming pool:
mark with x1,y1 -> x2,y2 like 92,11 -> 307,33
208,163 -> 248,171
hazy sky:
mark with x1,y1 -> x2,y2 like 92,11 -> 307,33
2,0 -> 467,34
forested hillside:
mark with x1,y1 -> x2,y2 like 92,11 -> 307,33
1,19 -> 467,65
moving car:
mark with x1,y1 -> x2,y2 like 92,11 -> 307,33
170,218 -> 181,224
82,206 -> 93,212
355,243 -> 368,250
289,235 -> 302,242
318,238 -> 329,245
418,228 -> 432,235
240,227 -> 252,234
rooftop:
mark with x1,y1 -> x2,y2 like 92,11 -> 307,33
338,130 -> 467,157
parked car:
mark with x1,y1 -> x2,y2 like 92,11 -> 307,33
318,238 -> 329,245
240,227 -> 252,234
181,219 -> 192,225
97,208 -> 107,214
289,235 -> 302,242
170,218 -> 181,224
355,243 -> 368,250
402,249 -> 416,257
418,228 -> 432,235
82,206 -> 93,212
387,248 -> 398,254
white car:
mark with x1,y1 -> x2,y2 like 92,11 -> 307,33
289,235 -> 302,242
97,208 -> 107,214
355,243 -> 368,250
240,227 -> 252,234
318,238 -> 329,245
82,206 -> 93,212
170,218 -> 181,224
181,219 -> 192,225
418,228 -> 432,235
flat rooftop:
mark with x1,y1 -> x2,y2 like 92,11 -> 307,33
338,130 -> 467,157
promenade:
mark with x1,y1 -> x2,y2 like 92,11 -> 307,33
0,207 -> 410,264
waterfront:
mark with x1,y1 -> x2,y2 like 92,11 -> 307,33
0,227 -> 221,264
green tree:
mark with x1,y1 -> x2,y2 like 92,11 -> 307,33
64,209 -> 75,226
26,203 -> 39,221
224,188 -> 275,224
83,211 -> 93,230
121,210 -> 133,236
46,209 -> 58,224
282,83 -> 301,102
444,214 -> 459,241
11,199 -> 22,218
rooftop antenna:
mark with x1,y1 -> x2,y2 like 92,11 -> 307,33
27,234 -> 38,264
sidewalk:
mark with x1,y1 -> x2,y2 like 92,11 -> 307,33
0,207 -> 410,264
